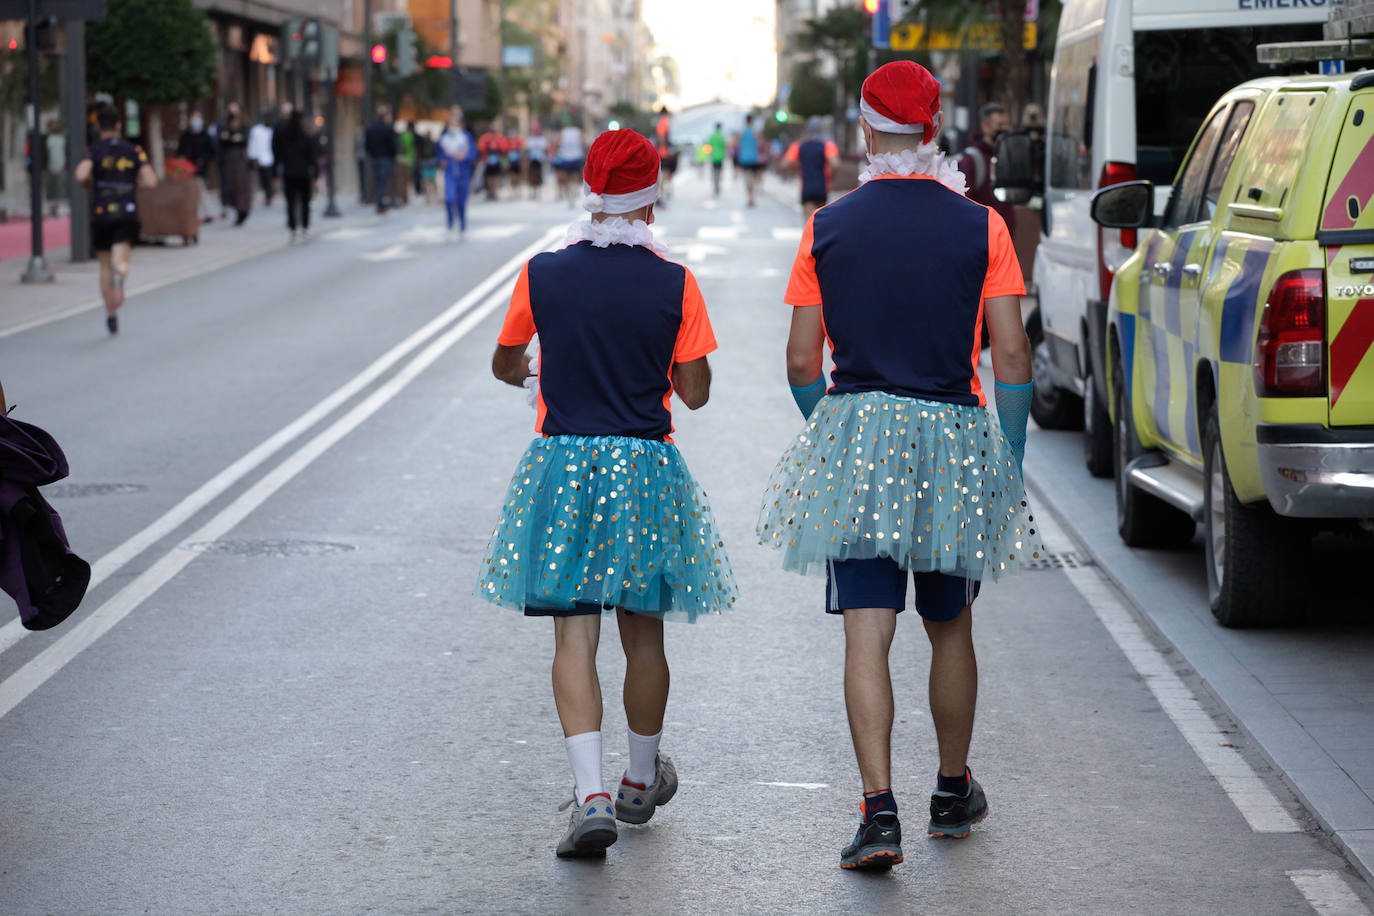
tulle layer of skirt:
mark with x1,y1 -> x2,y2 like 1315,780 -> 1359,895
476,435 -> 737,622
757,391 -> 1042,581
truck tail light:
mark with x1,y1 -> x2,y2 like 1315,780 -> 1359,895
1254,269 -> 1326,397
1096,161 -> 1138,300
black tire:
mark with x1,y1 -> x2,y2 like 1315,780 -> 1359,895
1083,361 -> 1113,478
1026,308 -> 1084,430
1112,353 -> 1196,547
1202,408 -> 1305,628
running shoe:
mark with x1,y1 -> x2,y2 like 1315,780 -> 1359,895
840,812 -> 903,870
105,314 -> 118,335
927,775 -> 989,838
614,753 -> 678,825
555,793 -> 618,858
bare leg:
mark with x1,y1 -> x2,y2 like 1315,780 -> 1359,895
552,614 -> 603,737
617,610 -> 669,736
924,607 -> 977,777
97,252 -> 115,315
110,241 -> 132,309
843,607 -> 898,793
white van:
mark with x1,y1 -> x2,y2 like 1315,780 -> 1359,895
1026,0 -> 1327,475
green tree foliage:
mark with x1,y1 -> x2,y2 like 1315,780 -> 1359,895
87,0 -> 216,107
788,62 -> 838,119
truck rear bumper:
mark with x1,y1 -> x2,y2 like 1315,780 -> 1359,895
1257,426 -> 1374,518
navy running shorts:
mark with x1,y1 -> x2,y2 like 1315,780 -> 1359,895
825,557 -> 979,622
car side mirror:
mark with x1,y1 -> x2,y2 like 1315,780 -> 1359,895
1091,181 -> 1155,229
993,132 -> 1034,205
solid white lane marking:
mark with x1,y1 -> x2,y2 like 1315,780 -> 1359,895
0,227 -> 562,660
771,226 -> 802,242
0,273 -> 528,721
361,243 -> 416,262
1287,870 -> 1372,915
756,782 -> 829,790
1030,499 -> 1301,833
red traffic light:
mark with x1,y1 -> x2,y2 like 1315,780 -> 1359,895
371,43 -> 387,64
863,0 -> 881,12
6,39 -> 17,50
425,55 -> 453,68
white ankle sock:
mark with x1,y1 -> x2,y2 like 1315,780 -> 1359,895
564,731 -> 604,803
626,728 -> 662,786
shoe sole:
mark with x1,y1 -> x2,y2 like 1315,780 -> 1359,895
556,823 -> 618,858
927,807 -> 989,839
840,846 -> 904,870
615,786 -> 676,825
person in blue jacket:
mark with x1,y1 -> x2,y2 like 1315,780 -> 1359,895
436,105 -> 478,240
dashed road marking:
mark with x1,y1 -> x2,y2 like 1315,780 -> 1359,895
1288,870 -> 1372,915
1031,499 -> 1301,834
697,226 -> 741,241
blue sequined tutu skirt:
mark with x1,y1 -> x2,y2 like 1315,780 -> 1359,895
476,435 -> 738,621
758,391 -> 1042,581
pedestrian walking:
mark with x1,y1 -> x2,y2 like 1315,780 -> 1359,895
783,117 -> 841,222
737,113 -> 763,207
553,120 -> 584,206
476,129 -> 737,859
248,112 -> 276,206
957,103 -> 1016,235
705,123 -> 727,197
217,104 -> 252,225
176,111 -> 216,223
395,120 -> 416,206
477,126 -> 506,201
757,61 -> 1040,870
273,110 -> 318,243
364,106 -> 398,213
653,108 -> 678,203
436,106 -> 477,239
74,103 -> 157,335
525,124 -> 548,200
504,128 -> 525,195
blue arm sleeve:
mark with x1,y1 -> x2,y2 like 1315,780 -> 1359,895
994,380 -> 1033,470
790,376 -> 827,419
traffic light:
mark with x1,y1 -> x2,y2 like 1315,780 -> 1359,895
282,19 -> 302,60
301,19 -> 321,63
371,43 -> 387,64
397,27 -> 417,77
426,55 -> 453,69
863,0 -> 880,14
775,109 -> 788,123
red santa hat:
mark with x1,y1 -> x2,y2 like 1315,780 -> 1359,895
860,60 -> 941,139
582,129 -> 661,214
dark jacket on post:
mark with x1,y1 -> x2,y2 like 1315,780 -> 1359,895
0,412 -> 90,630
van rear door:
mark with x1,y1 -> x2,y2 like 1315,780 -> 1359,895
1322,91 -> 1374,427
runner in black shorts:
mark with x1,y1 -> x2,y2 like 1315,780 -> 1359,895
784,117 -> 842,222
75,103 -> 156,335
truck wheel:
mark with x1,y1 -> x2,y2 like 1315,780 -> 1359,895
1112,356 -> 1196,547
1027,308 -> 1084,430
1202,408 -> 1304,628
1083,363 -> 1113,478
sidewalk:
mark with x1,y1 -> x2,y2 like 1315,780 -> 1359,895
0,214 -> 71,262
1,199 -> 376,339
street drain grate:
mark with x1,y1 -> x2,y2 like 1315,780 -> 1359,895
186,539 -> 358,558
44,483 -> 148,498
1022,551 -> 1093,570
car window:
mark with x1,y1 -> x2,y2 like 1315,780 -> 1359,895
1229,91 -> 1327,212
1165,108 -> 1226,228
1049,36 -> 1099,190
1201,100 -> 1255,221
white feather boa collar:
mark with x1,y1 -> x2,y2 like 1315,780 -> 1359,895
859,144 -> 968,196
563,217 -> 669,256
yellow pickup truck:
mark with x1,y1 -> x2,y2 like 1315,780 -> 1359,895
1091,70 -> 1374,627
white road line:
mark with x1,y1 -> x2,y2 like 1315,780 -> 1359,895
756,782 -> 829,790
1288,870 -> 1372,915
0,226 -> 562,660
1029,494 -> 1301,834
0,270 -> 527,721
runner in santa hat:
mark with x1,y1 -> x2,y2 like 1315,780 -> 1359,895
477,128 -> 737,859
757,60 -> 1040,869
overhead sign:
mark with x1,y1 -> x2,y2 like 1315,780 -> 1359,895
890,21 -> 1037,52
502,45 -> 534,67
0,0 -> 104,16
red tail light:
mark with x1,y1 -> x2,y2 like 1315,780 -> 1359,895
1096,162 -> 1138,300
1254,269 -> 1326,397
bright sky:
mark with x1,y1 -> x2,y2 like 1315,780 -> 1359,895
641,0 -> 776,109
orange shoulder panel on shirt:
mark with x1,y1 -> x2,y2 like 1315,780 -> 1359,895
496,262 -> 535,347
783,213 -> 822,307
824,141 -> 839,159
784,142 -> 800,163
982,208 -> 1026,299
674,268 -> 718,364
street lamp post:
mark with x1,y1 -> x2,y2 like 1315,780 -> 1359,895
22,0 -> 53,284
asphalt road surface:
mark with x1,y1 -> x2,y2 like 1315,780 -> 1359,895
2,171 -> 1371,915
